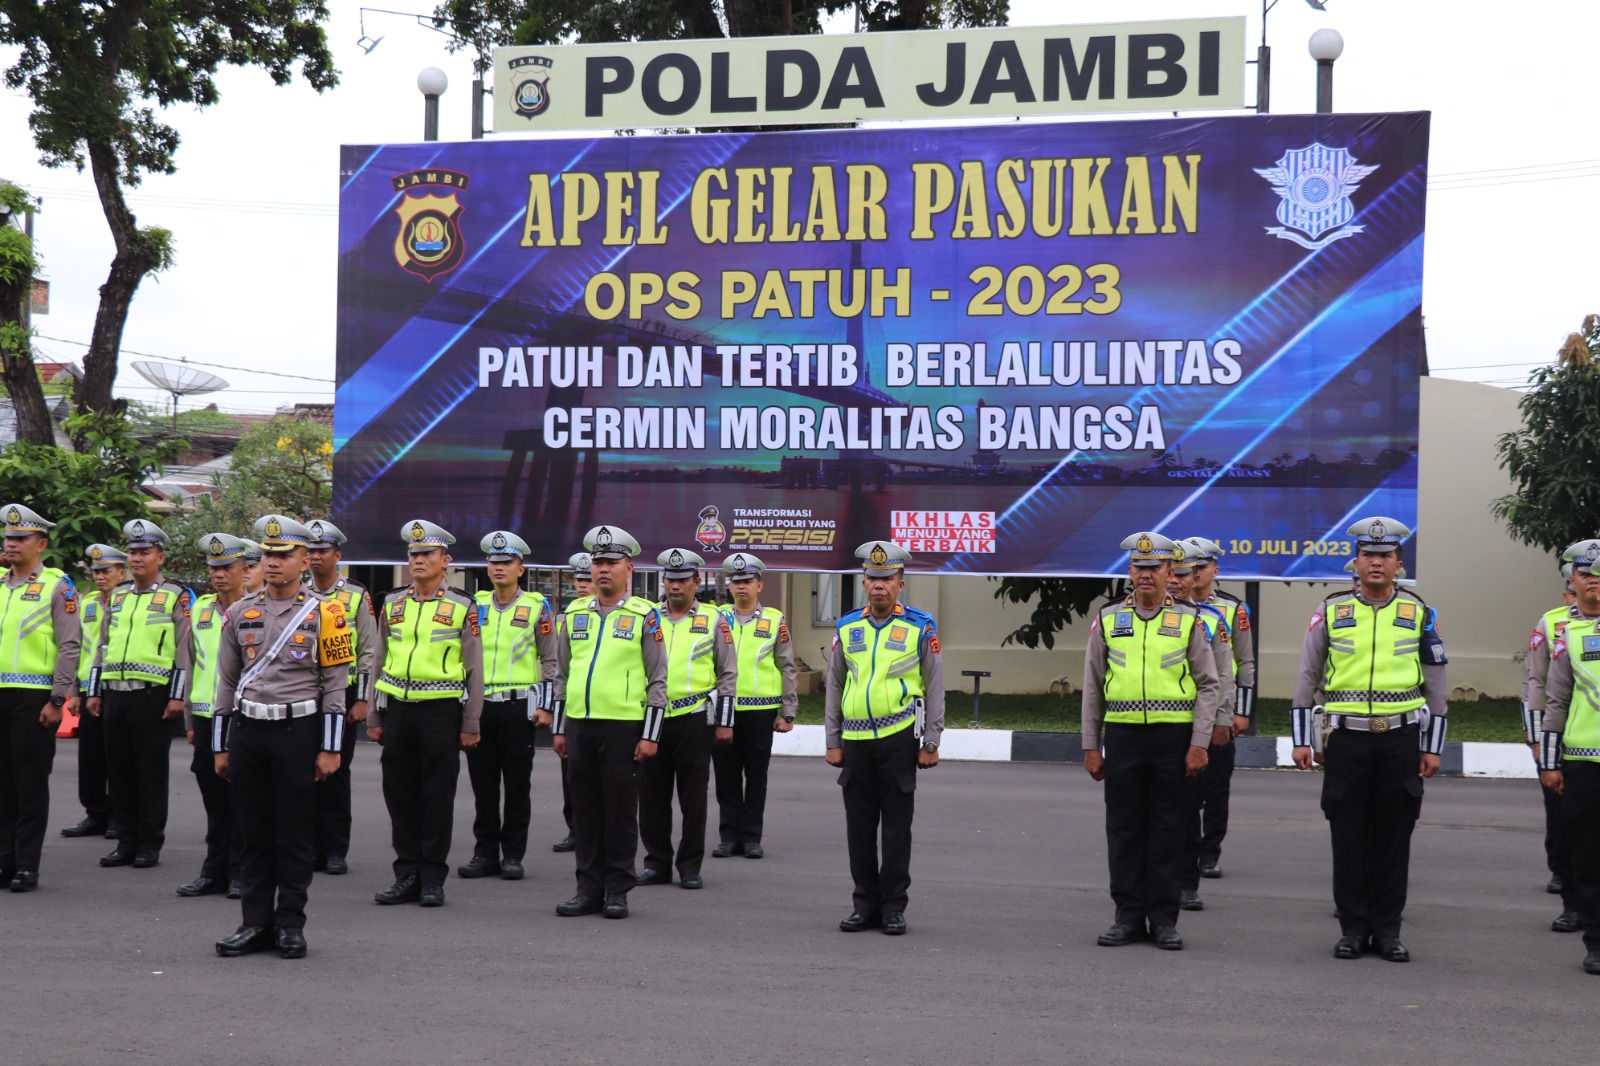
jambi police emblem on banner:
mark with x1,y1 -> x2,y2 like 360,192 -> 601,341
508,55 -> 554,119
1254,143 -> 1377,251
392,168 -> 470,282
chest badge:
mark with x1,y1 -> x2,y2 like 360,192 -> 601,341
1332,603 -> 1356,629
847,626 -> 867,652
512,604 -> 531,628
1394,601 -> 1418,630
614,614 -> 636,640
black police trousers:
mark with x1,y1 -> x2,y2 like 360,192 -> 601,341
75,690 -> 113,826
190,719 -> 240,882
379,699 -> 462,888
103,685 -> 172,857
839,726 -> 918,916
1560,760 -> 1600,952
466,700 -> 535,863
1104,722 -> 1191,930
1543,774 -> 1574,908
230,714 -> 322,931
1321,723 -> 1424,942
1182,737 -> 1236,890
0,688 -> 56,872
312,682 -> 360,864
713,708 -> 778,848
566,718 -> 642,898
640,711 -> 711,878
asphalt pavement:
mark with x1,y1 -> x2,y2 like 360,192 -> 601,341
1,741 -> 1592,1065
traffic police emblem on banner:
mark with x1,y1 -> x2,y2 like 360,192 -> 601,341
508,55 -> 554,119
392,168 -> 471,283
695,505 -> 726,554
1254,143 -> 1377,251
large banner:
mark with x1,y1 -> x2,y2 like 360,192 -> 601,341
335,112 -> 1429,578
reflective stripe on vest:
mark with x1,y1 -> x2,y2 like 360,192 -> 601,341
474,589 -> 548,696
0,567 -> 65,689
1321,593 -> 1428,716
101,582 -> 182,685
659,603 -> 720,717
375,590 -> 470,701
836,608 -> 930,741
565,596 -> 657,722
1100,600 -> 1198,724
732,607 -> 784,707
188,594 -> 224,718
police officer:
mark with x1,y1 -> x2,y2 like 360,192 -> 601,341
212,515 -> 352,959
1292,517 -> 1448,963
824,540 -> 944,937
61,543 -> 125,840
1177,534 -> 1248,883
1537,539 -> 1600,975
176,533 -> 250,898
304,519 -> 379,877
637,548 -> 735,890
87,519 -> 192,870
1168,542 -> 1235,913
712,551 -> 797,859
551,525 -> 667,920
1081,532 -> 1220,951
551,552 -> 593,855
0,504 -> 80,891
1525,562 -> 1581,928
460,531 -> 557,882
369,520 -> 483,908
241,541 -> 265,594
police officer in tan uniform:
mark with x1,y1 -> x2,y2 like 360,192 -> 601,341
211,516 -> 351,959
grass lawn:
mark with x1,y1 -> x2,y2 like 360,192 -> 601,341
792,692 -> 1526,744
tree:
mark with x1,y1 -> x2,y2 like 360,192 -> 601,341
1493,314 -> 1600,554
0,180 -> 54,446
0,2 -> 339,435
991,575 -> 1123,649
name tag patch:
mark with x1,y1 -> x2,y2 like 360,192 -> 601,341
388,602 -> 407,625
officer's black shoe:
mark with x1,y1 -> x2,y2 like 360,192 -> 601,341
1151,926 -> 1184,951
227,880 -> 243,900
556,894 -> 603,917
602,894 -> 629,919
324,857 -> 348,876
712,842 -> 741,858
1179,889 -> 1204,911
104,827 -> 119,839
176,876 -> 224,898
419,884 -> 445,908
60,817 -> 107,838
881,911 -> 907,936
1584,950 -> 1600,975
1199,863 -> 1223,879
1552,911 -> 1582,933
1374,938 -> 1410,963
635,867 -> 670,887
500,860 -> 525,881
131,852 -> 159,869
1548,875 -> 1564,894
276,928 -> 307,960
9,871 -> 38,893
216,926 -> 274,957
312,856 -> 328,872
680,874 -> 704,890
743,844 -> 765,859
1096,923 -> 1144,947
1334,935 -> 1366,959
375,875 -> 421,905
457,856 -> 498,879
551,834 -> 575,853
99,848 -> 135,868
840,911 -> 881,932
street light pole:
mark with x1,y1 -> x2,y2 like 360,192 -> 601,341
417,66 -> 448,141
1308,28 -> 1344,113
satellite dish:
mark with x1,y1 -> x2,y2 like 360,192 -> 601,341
131,360 -> 229,430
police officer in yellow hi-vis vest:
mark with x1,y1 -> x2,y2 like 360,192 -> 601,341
636,548 -> 735,890
1082,531 -> 1219,952
210,515 -> 352,960
824,540 -> 944,937
1293,517 -> 1448,963
1539,539 -> 1600,975
1524,560 -> 1583,931
551,551 -> 594,855
551,525 -> 668,920
176,533 -> 251,899
62,543 -> 125,841
712,551 -> 796,859
0,504 -> 80,892
368,520 -> 483,909
88,518 -> 192,870
460,530 -> 557,883
305,519 -> 380,877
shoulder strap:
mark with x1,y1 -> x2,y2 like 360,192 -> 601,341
235,597 -> 321,703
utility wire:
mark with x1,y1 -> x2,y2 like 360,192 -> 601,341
33,334 -> 334,383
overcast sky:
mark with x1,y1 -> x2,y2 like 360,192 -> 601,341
0,0 -> 1595,416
